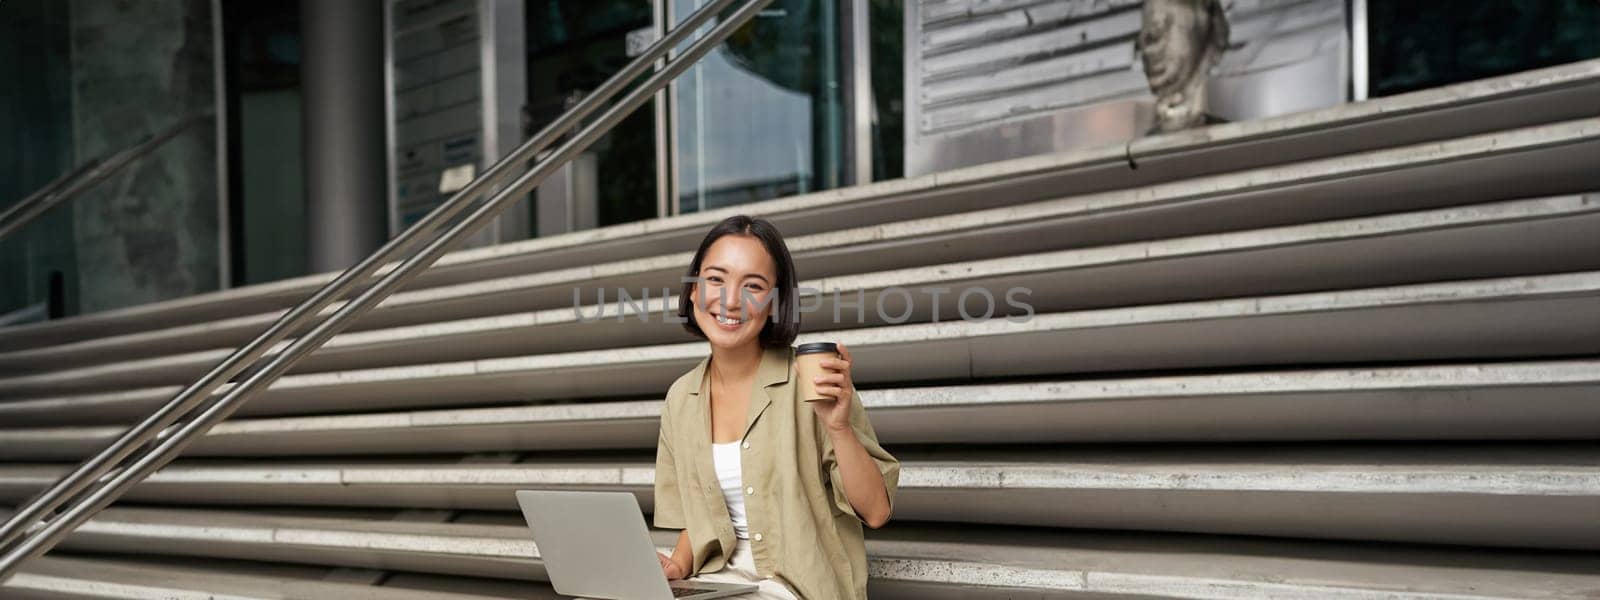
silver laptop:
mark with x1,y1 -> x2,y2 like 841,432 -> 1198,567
516,490 -> 758,600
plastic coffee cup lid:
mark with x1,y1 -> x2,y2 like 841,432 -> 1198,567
795,342 -> 838,355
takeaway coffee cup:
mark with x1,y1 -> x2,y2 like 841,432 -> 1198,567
795,342 -> 840,402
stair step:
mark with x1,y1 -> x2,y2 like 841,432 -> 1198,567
6,115 -> 1599,377
6,192 -> 1597,387
3,359 -> 1596,448
4,271 -> 1597,419
2,555 -> 533,599
3,59 -> 1593,354
4,54 -> 1599,600
10,507 -> 1597,599
5,445 -> 1596,549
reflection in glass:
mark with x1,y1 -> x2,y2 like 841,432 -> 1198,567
674,0 -> 844,213
0,0 -> 76,319
227,0 -> 307,286
1369,0 -> 1600,97
526,0 -> 659,230
868,0 -> 903,182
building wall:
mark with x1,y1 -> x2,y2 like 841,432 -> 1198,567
903,0 -> 1348,177
67,0 -> 219,313
0,0 -> 78,317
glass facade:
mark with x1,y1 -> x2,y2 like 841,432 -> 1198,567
9,0 -> 1600,317
0,0 -> 76,319
867,0 -> 902,182
224,0 -> 308,286
2,0 -> 222,318
1369,0 -> 1600,97
526,0 -> 660,228
672,0 -> 846,214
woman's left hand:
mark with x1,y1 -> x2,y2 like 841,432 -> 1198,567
810,343 -> 856,432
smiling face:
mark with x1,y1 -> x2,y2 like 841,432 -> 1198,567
690,234 -> 778,351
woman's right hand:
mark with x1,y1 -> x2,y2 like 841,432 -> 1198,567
658,552 -> 686,580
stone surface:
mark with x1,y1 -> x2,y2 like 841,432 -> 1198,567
1138,0 -> 1230,132
68,0 -> 219,314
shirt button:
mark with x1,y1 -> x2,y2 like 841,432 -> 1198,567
742,441 -> 750,450
753,533 -> 764,542
745,486 -> 754,495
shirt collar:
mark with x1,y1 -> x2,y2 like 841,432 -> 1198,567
686,344 -> 791,396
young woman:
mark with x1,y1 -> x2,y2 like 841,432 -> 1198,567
653,215 -> 899,599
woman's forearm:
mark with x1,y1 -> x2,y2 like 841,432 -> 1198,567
669,530 -> 693,574
827,427 -> 892,528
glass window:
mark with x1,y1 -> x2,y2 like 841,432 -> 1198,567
1369,0 -> 1600,97
672,0 -> 845,213
526,0 -> 659,229
868,0 -> 903,182
226,0 -> 308,286
0,0 -> 76,319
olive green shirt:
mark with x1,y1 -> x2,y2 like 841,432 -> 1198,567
653,345 -> 900,599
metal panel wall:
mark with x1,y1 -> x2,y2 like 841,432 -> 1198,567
906,0 -> 1348,177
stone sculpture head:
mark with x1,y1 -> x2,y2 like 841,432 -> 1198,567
1138,0 -> 1230,133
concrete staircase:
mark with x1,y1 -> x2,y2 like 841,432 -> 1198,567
2,60 -> 1599,598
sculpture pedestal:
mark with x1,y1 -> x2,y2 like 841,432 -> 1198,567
908,99 -> 1156,177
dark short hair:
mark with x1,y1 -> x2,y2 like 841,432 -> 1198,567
679,215 -> 800,347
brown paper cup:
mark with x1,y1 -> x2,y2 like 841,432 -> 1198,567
795,342 -> 839,402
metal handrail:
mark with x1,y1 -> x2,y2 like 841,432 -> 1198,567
0,0 -> 771,580
0,112 -> 212,241
0,303 -> 47,328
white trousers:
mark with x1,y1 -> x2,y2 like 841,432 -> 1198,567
690,538 -> 800,599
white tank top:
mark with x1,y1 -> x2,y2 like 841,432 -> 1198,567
711,441 -> 750,539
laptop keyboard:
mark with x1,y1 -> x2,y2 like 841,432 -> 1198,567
671,586 -> 718,597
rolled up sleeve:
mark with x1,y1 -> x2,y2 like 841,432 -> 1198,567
652,408 -> 686,530
821,392 -> 900,522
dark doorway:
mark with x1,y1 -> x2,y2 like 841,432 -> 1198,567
526,0 -> 660,230
222,0 -> 308,286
